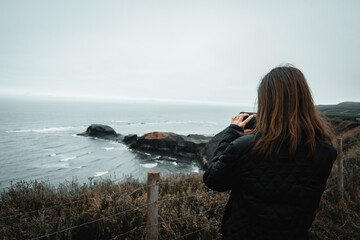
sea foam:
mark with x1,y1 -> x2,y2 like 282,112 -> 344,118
6,126 -> 81,133
60,156 -> 77,162
103,147 -> 115,151
94,171 -> 108,177
191,165 -> 200,173
141,163 -> 158,168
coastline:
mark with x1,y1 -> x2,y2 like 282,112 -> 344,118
1,115 -> 360,239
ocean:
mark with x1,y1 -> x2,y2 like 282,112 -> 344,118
0,98 -> 253,189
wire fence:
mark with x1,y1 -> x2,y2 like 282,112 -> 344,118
1,137 -> 357,239
1,173 -> 226,239
31,202 -> 150,240
108,203 -> 225,240
0,184 -> 147,220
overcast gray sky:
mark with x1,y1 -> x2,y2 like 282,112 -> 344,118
0,0 -> 359,106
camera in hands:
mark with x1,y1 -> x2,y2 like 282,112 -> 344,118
239,112 -> 256,129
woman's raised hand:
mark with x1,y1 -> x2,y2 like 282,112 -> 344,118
231,113 -> 256,129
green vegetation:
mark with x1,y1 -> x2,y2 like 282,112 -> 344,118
316,101 -> 360,118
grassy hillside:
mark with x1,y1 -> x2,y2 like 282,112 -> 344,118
316,101 -> 360,118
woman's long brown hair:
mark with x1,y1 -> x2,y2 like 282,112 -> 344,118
252,65 -> 333,160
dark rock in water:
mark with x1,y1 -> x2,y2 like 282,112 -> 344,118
83,124 -> 117,136
77,124 -> 123,141
200,128 -> 226,169
130,131 -> 209,161
187,134 -> 213,141
123,134 -> 138,145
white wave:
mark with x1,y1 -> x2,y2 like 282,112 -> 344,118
172,162 -> 178,166
155,160 -> 165,164
191,165 -> 200,173
141,163 -> 158,168
144,152 -> 151,156
167,157 -> 177,161
60,156 -> 77,162
109,141 -> 128,149
103,147 -> 115,151
36,162 -> 69,169
75,166 -> 83,169
6,126 -> 81,133
110,120 -> 128,124
76,152 -> 92,158
49,153 -> 57,157
94,171 -> 108,177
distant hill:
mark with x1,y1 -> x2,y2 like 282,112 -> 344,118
316,102 -> 360,118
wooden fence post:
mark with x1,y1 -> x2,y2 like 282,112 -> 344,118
146,171 -> 160,240
337,138 -> 344,200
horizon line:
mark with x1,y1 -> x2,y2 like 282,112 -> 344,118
0,89 -> 249,107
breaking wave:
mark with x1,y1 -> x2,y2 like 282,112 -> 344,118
94,171 -> 108,177
6,126 -> 83,133
141,163 -> 158,168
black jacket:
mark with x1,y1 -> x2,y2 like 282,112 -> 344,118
203,124 -> 337,240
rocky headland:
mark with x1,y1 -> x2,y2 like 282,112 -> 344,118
77,124 -> 217,169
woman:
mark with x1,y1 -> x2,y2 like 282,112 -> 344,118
203,66 -> 337,240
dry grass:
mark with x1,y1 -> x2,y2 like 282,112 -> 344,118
309,123 -> 360,240
0,174 -> 227,240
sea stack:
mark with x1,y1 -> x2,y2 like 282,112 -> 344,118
77,124 -> 123,141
